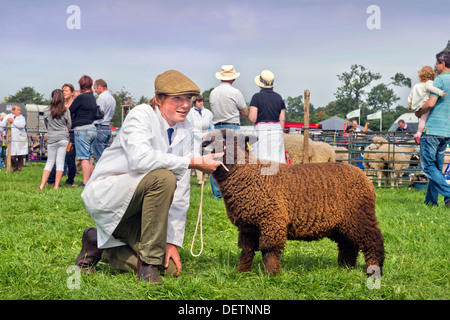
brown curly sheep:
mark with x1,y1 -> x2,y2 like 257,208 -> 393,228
203,129 -> 385,276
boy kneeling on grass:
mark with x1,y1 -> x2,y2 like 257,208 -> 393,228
75,70 -> 223,284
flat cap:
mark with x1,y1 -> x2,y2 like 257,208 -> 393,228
154,70 -> 200,96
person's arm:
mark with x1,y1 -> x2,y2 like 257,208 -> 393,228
237,90 -> 248,117
248,106 -> 258,123
239,105 -> 249,117
425,81 -> 446,97
189,152 -> 224,174
415,96 -> 438,118
164,243 -> 182,276
279,109 -> 285,129
423,96 -> 438,108
407,89 -> 413,110
69,95 -> 82,116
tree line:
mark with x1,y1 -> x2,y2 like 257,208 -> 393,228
2,64 -> 413,131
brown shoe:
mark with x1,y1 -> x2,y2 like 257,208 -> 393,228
136,255 -> 162,285
75,227 -> 104,274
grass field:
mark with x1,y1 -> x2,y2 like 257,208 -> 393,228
0,162 -> 448,301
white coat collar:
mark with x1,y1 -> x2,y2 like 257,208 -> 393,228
155,106 -> 187,150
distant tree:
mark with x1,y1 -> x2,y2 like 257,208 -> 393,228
4,87 -> 47,104
366,83 -> 400,112
136,95 -> 150,105
111,87 -> 134,127
389,73 -> 412,88
335,64 -> 381,113
284,95 -> 304,122
201,88 -> 214,110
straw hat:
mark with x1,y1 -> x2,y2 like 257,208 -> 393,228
255,70 -> 274,88
215,65 -> 240,81
155,70 -> 200,96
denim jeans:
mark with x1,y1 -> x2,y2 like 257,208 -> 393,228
420,134 -> 450,205
74,126 -> 97,160
209,123 -> 240,199
93,125 -> 112,163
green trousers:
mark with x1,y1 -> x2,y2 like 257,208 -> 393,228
103,169 -> 177,269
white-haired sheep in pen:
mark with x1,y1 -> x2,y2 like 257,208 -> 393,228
283,134 -> 336,164
372,141 -> 418,188
334,146 -> 349,164
363,137 -> 388,184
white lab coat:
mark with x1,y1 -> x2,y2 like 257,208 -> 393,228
81,104 -> 192,249
0,114 -> 28,156
186,106 -> 213,157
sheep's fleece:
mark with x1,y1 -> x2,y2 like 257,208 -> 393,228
202,129 -> 385,276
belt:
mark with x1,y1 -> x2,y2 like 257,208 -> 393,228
95,124 -> 110,127
214,122 -> 239,126
256,122 -> 280,125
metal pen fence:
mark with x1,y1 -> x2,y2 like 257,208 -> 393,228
2,124 -> 450,190
311,131 -> 450,188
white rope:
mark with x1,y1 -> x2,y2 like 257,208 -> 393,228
190,177 -> 205,257
190,161 -> 229,257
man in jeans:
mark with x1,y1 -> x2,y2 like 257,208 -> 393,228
93,79 -> 116,163
416,50 -> 450,207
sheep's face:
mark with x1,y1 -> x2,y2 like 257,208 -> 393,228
367,137 -> 387,150
202,129 -> 257,167
368,137 -> 387,150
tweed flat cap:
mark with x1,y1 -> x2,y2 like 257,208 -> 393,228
155,70 -> 200,96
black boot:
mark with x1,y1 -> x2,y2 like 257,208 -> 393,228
75,227 -> 104,274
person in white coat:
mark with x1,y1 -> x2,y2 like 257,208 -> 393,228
186,94 -> 213,185
0,105 -> 28,172
76,70 -> 223,284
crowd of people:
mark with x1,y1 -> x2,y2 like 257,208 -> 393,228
0,76 -> 117,188
1,48 -> 449,285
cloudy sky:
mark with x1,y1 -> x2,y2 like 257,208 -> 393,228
1,0 -> 449,108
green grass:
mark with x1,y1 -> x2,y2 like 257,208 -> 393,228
0,162 -> 449,300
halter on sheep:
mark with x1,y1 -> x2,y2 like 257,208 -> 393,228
202,129 -> 385,277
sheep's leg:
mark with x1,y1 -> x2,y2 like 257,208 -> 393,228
332,235 -> 359,267
377,171 -> 382,188
390,172 -> 397,188
259,228 -> 286,276
262,250 -> 282,275
237,229 -> 259,273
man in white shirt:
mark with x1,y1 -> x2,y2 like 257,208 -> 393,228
210,65 -> 248,127
209,65 -> 248,199
93,79 -> 116,163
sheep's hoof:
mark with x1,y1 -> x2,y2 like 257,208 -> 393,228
262,252 -> 281,276
237,265 -> 252,273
